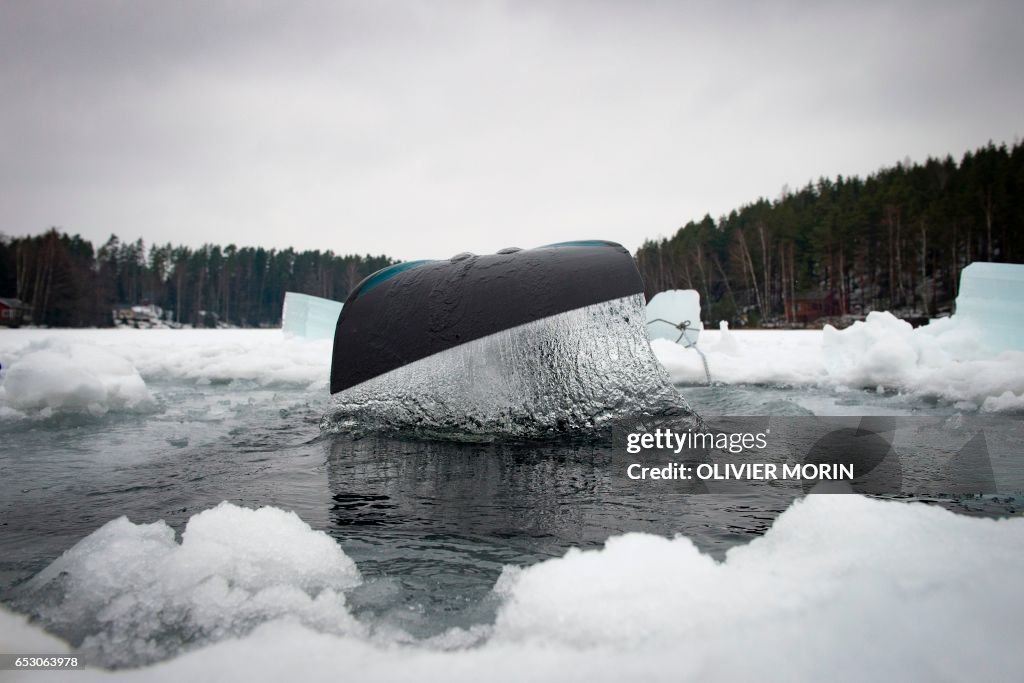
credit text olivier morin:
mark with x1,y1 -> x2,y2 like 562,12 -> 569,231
624,427 -> 854,481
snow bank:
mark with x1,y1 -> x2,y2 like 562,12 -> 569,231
2,302 -> 1022,418
0,329 -> 333,395
491,495 -> 1023,670
652,312 -> 1024,406
822,312 -> 1024,403
6,496 -> 1023,681
652,329 -> 825,387
99,330 -> 332,387
0,339 -> 152,418
981,391 -> 1024,414
20,502 -> 362,667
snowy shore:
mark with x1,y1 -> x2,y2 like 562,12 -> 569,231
2,312 -> 1023,421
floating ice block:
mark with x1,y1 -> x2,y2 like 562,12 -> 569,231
645,289 -> 703,346
281,292 -> 343,339
955,262 -> 1024,351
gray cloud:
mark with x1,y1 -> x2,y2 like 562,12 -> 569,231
2,0 -> 1022,261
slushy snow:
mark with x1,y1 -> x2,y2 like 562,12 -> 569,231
4,495 -> 1023,680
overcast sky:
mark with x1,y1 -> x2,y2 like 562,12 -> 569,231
1,1 -> 1021,261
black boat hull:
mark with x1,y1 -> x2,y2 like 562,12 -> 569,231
330,241 -> 643,394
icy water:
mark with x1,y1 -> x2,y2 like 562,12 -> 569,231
2,372 -> 1018,661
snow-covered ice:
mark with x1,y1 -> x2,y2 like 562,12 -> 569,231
4,494 -> 1023,680
0,329 -> 332,420
1,298 -> 1023,422
656,311 -> 1024,405
0,339 -> 153,418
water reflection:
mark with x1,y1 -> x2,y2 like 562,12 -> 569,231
324,436 -> 620,553
320,428 -> 960,558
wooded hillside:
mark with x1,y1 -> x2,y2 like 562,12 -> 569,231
636,141 -> 1023,326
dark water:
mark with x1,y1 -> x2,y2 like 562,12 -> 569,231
1,379 -> 1019,646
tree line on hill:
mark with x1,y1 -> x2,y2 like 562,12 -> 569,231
635,140 -> 1024,326
0,233 -> 393,327
2,140 -> 1021,328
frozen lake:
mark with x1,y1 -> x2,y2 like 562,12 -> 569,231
1,327 -> 1022,679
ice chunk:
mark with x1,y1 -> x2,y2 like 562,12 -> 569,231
645,289 -> 702,346
954,261 -> 1024,351
0,340 -> 152,417
282,292 -> 344,340
20,502 -> 362,668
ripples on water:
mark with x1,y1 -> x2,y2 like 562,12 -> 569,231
1,375 -> 1019,659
